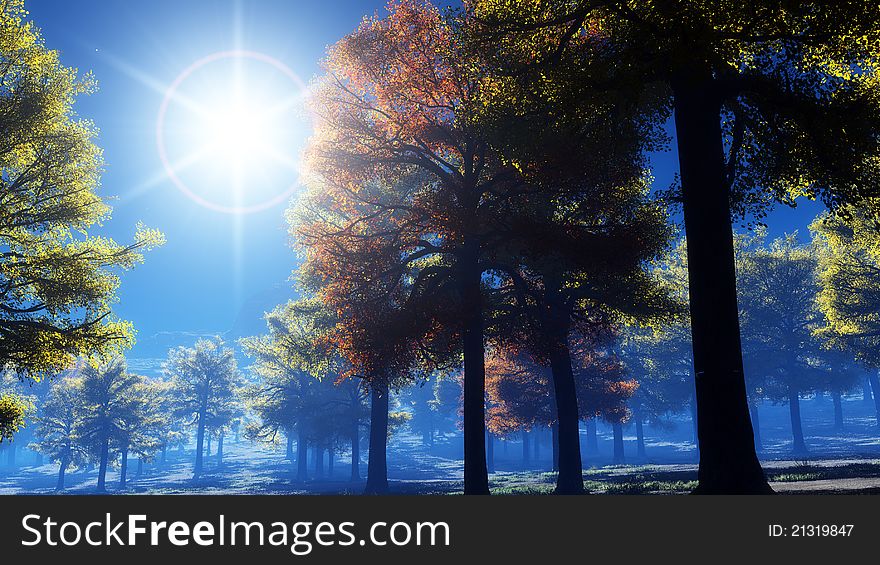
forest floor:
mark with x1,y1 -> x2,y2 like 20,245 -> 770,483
1,393 -> 879,495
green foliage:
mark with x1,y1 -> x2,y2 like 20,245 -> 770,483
471,0 -> 880,220
31,375 -> 87,467
0,0 -> 164,379
165,337 -> 242,435
812,208 -> 880,368
77,358 -> 143,461
0,390 -> 32,442
241,298 -> 367,453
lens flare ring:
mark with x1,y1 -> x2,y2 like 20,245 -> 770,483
156,49 -> 306,214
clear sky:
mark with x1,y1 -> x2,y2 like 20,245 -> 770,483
28,0 -> 394,373
27,0 -> 821,375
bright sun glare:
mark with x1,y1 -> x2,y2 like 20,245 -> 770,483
199,99 -> 274,168
157,50 -> 307,214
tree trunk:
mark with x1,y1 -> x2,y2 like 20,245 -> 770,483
194,402 -> 207,480
832,389 -> 844,431
486,431 -> 495,474
286,432 -> 294,461
6,443 -> 16,468
672,73 -> 770,494
788,386 -> 807,453
585,419 -> 598,454
749,399 -> 763,452
543,280 -> 586,493
97,433 -> 109,492
217,431 -> 224,467
863,376 -> 874,406
533,428 -> 541,461
56,456 -> 69,491
635,415 -> 646,459
119,445 -> 129,488
314,446 -> 324,478
296,424 -> 308,481
459,236 -> 489,495
551,422 -> 559,472
612,422 -> 625,465
137,457 -> 144,477
350,420 -> 361,481
328,448 -> 334,477
364,383 -> 389,494
869,372 -> 880,427
547,339 -> 585,493
521,431 -> 530,465
206,435 -> 212,458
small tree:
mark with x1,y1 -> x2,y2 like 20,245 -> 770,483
33,376 -> 87,490
78,358 -> 140,492
165,338 -> 241,480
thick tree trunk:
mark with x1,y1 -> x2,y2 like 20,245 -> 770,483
97,433 -> 109,492
672,73 -> 770,494
56,456 -> 69,491
521,431 -> 530,465
459,237 -> 489,495
350,420 -> 361,481
832,390 -> 844,431
206,435 -> 212,458
486,431 -> 495,474
286,432 -> 294,461
869,373 -> 880,427
137,457 -> 144,477
551,422 -> 559,472
612,422 -> 625,465
635,415 -> 646,459
296,424 -> 308,481
119,445 -> 129,488
547,339 -> 585,493
749,399 -> 763,452
364,383 -> 389,494
194,402 -> 207,480
585,419 -> 598,454
789,386 -> 807,453
217,432 -> 224,467
544,281 -> 585,493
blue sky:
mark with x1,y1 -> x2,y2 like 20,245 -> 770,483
28,0 -> 393,372
27,0 -> 822,375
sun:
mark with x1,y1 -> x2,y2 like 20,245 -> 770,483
198,98 -> 276,170
156,50 -> 307,214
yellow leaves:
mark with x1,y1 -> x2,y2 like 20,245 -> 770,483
0,1 -> 162,379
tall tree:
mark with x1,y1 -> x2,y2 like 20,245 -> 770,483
0,0 -> 163,392
473,0 -> 880,493
165,338 -> 241,480
812,208 -> 880,426
301,0 -> 531,494
738,232 -> 826,453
